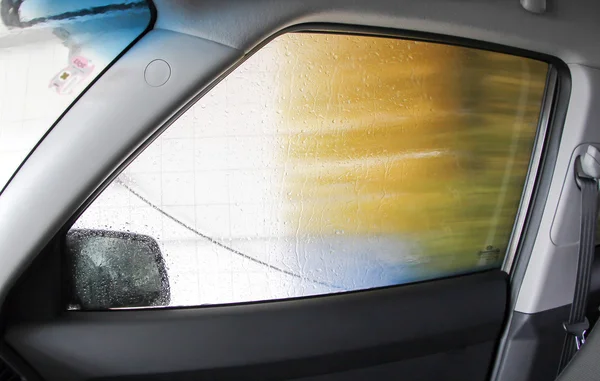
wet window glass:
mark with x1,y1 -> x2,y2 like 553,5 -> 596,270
71,33 -> 549,309
0,0 -> 152,191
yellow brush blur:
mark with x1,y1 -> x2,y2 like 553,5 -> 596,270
274,33 -> 547,272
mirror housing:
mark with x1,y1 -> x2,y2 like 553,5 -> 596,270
65,229 -> 170,310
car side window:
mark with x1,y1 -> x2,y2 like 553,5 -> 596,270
69,32 -> 549,309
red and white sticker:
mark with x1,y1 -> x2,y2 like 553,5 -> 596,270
49,56 -> 95,95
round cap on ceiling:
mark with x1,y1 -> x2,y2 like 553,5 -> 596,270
144,59 -> 171,87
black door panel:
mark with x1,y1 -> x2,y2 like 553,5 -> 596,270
95,342 -> 495,381
295,342 -> 495,381
5,270 -> 507,381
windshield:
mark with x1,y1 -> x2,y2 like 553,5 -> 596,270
0,0 -> 152,191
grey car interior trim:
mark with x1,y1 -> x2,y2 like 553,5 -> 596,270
551,144 -> 600,246
153,0 -> 600,67
520,0 -> 547,14
502,67 -> 558,273
516,65 -> 600,313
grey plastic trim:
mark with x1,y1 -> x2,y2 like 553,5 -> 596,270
520,0 -> 547,14
551,144 -> 600,246
154,0 -> 600,67
502,67 -> 558,273
516,64 -> 600,313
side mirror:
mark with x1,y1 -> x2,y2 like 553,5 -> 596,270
65,229 -> 170,310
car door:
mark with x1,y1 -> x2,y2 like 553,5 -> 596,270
0,1 -> 594,380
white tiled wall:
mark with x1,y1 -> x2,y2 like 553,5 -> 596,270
0,37 -> 74,187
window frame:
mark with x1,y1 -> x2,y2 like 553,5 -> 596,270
59,23 -> 567,304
